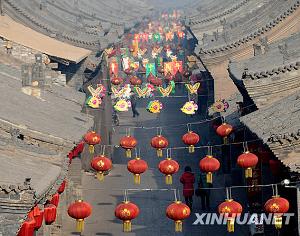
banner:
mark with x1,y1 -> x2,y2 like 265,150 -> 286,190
109,60 -> 119,76
153,33 -> 161,42
173,61 -> 183,75
164,62 -> 173,76
132,40 -> 139,57
165,32 -> 174,42
146,63 -> 156,77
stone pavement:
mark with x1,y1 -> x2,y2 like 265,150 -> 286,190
61,82 -> 249,236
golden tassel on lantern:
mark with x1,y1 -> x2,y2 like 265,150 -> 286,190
227,218 -> 235,232
76,219 -> 84,232
89,145 -> 95,154
223,137 -> 228,144
123,220 -> 132,232
245,168 -> 252,178
175,220 -> 183,232
126,149 -> 132,158
274,216 -> 283,229
166,174 -> 172,185
206,172 -> 212,184
96,172 -> 104,181
157,149 -> 163,157
134,174 -> 141,184
188,145 -> 195,153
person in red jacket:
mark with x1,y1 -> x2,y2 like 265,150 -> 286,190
180,166 -> 195,209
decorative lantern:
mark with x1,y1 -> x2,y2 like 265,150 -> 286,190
111,77 -> 123,86
115,201 -> 140,232
127,157 -> 148,184
130,76 -> 142,86
30,206 -> 44,230
91,155 -> 112,181
182,131 -> 200,153
218,199 -> 243,232
216,123 -> 233,144
124,68 -> 132,75
264,196 -> 289,229
57,180 -> 66,194
18,216 -> 35,236
166,201 -> 191,232
44,204 -> 57,225
199,155 -> 220,183
120,136 -> 137,158
158,157 -> 179,184
84,131 -> 101,154
148,75 -> 163,86
49,193 -> 59,207
237,152 -> 259,178
151,135 -> 169,157
68,200 -> 92,233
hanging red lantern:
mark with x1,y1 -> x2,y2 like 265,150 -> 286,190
57,180 -> 67,194
17,216 -> 35,236
44,204 -> 57,225
182,131 -> 200,153
115,201 -> 140,232
129,76 -> 142,86
237,152 -> 259,178
111,77 -> 124,86
127,157 -> 148,184
218,199 -> 243,232
30,206 -> 44,230
84,131 -> 101,154
148,75 -> 163,86
151,135 -> 169,157
199,155 -> 220,183
124,68 -> 132,75
68,200 -> 92,233
158,157 -> 179,184
120,136 -> 137,158
49,193 -> 59,207
216,123 -> 233,144
91,155 -> 112,181
264,196 -> 289,229
166,201 -> 191,232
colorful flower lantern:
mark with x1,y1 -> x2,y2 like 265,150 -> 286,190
237,152 -> 259,178
182,131 -> 200,153
216,123 -> 233,144
68,200 -> 92,233
49,193 -> 59,207
57,180 -> 66,194
91,155 -> 112,181
84,131 -> 101,154
158,157 -> 179,184
115,201 -> 140,232
218,199 -> 243,232
127,157 -> 148,184
199,155 -> 220,183
120,136 -> 137,158
147,100 -> 163,114
166,201 -> 191,232
264,196 -> 289,229
151,135 -> 169,157
17,216 -> 35,236
44,204 -> 57,225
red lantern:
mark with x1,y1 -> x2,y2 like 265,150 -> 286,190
158,157 -> 179,184
218,199 -> 243,232
166,201 -> 191,232
49,193 -> 59,207
216,123 -> 233,144
182,131 -> 200,153
199,155 -> 220,183
91,155 -> 112,181
18,216 -> 35,236
84,131 -> 101,154
111,77 -> 123,86
148,74 -> 163,86
30,206 -> 44,230
57,180 -> 66,194
120,136 -> 137,158
127,157 -> 148,184
237,152 -> 259,178
264,196 -> 289,229
44,204 -> 57,225
115,201 -> 139,232
124,68 -> 132,75
68,200 -> 92,233
129,76 -> 142,86
151,135 -> 169,157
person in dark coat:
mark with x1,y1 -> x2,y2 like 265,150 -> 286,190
130,91 -> 139,117
180,166 -> 195,209
195,172 -> 211,210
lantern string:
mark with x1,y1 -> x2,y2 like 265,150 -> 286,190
173,189 -> 177,202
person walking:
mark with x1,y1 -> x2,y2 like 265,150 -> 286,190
195,172 -> 211,211
180,166 -> 195,209
130,91 -> 140,117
